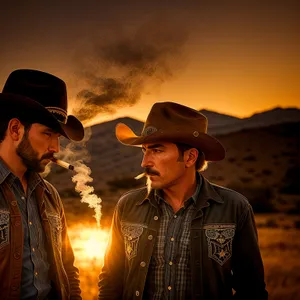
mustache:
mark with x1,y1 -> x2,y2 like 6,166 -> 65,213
145,168 -> 160,176
40,153 -> 55,160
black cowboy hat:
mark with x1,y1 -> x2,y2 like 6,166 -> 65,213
116,101 -> 225,161
1,69 -> 84,141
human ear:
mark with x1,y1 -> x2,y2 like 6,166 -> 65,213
7,119 -> 24,141
185,148 -> 198,168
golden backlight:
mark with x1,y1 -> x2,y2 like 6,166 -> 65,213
68,224 -> 109,266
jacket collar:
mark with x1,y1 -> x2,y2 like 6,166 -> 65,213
137,173 -> 224,208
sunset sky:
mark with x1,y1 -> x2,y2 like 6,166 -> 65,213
1,1 -> 299,125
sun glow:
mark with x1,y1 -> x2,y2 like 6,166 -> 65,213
68,224 -> 109,267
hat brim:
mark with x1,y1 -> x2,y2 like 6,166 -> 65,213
116,123 -> 225,161
0,93 -> 84,141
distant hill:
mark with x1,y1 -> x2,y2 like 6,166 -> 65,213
46,110 -> 300,222
199,109 -> 240,127
203,107 -> 300,135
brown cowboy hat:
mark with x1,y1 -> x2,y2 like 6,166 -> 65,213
115,102 -> 225,161
1,69 -> 84,141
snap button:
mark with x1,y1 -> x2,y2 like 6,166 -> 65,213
14,220 -> 21,227
14,252 -> 21,260
168,286 -> 172,291
154,216 -> 158,221
193,131 -> 199,137
135,290 -> 140,296
148,235 -> 153,240
11,201 -> 17,206
140,261 -> 146,267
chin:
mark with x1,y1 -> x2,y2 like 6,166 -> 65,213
149,181 -> 164,190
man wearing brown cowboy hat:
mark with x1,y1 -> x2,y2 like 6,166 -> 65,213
99,102 -> 268,299
0,69 -> 83,299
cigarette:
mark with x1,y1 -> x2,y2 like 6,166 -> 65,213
134,172 -> 146,180
51,158 -> 75,171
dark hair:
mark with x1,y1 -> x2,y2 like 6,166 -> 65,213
0,117 -> 32,143
176,143 -> 208,171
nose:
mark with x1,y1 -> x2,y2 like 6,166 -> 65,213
141,152 -> 153,168
48,137 -> 60,153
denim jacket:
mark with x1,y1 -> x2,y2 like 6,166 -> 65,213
0,178 -> 81,300
99,175 -> 268,300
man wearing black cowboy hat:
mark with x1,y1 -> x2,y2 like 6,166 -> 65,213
0,69 -> 83,299
99,102 -> 268,299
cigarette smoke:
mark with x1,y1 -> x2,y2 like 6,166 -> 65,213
72,163 -> 102,228
48,14 -> 189,225
146,176 -> 152,195
72,14 -> 189,124
52,128 -> 103,227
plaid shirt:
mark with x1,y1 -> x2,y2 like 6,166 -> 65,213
144,176 -> 201,299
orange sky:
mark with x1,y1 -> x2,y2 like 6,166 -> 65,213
0,1 -> 299,125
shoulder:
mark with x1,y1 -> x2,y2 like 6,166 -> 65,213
211,182 -> 250,209
118,187 -> 148,206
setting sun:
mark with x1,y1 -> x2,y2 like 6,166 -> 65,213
68,224 -> 109,266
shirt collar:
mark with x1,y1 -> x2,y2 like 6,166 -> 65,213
0,157 -> 43,192
139,172 -> 224,206
0,158 -> 15,186
152,172 -> 202,205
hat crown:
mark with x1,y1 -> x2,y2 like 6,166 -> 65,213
142,102 -> 208,136
2,69 -> 68,123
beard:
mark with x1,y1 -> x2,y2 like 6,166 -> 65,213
16,133 -> 54,173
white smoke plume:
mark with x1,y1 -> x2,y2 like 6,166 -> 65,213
50,127 -> 103,227
72,163 -> 102,228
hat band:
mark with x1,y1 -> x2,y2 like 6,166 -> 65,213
46,106 -> 68,124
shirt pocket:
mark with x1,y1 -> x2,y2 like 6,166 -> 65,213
47,212 -> 62,250
121,222 -> 145,261
203,223 -> 236,266
0,210 -> 10,250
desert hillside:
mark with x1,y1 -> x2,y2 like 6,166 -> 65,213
46,119 -> 300,224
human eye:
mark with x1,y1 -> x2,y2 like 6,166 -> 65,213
152,148 -> 162,153
43,131 -> 52,137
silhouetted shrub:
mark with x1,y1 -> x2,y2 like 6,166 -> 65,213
287,200 -> 300,214
281,151 -> 295,157
239,176 -> 253,183
243,155 -> 257,161
228,157 -> 236,163
279,166 -> 300,195
261,169 -> 273,176
288,158 -> 297,165
265,219 -> 279,228
295,221 -> 300,229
